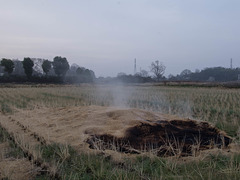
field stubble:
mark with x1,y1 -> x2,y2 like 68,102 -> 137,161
0,84 -> 240,179
0,85 -> 239,138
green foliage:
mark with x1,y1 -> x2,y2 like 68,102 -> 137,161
39,143 -> 240,179
41,143 -> 76,163
40,143 -> 116,179
6,141 -> 25,158
0,58 -> 14,75
42,60 -> 52,75
22,57 -> 34,78
215,121 -> 239,137
52,56 -> 69,77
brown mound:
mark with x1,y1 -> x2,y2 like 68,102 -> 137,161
1,106 -> 232,157
87,119 -> 231,156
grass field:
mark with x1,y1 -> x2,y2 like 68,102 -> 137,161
0,84 -> 240,179
1,84 -> 240,137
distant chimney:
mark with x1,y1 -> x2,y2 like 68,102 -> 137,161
134,58 -> 136,74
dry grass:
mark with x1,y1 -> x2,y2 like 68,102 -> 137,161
0,84 -> 239,137
0,128 -> 40,180
0,84 -> 240,179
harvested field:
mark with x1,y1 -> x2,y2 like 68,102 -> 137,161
0,85 -> 240,179
0,157 -> 37,180
0,105 -> 232,158
0,141 -> 39,180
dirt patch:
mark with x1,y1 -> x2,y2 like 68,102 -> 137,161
0,106 -> 232,158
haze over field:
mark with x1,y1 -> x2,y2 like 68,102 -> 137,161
0,0 -> 240,77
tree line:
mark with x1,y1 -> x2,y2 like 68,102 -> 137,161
100,61 -> 240,83
169,67 -> 240,82
0,56 -> 95,83
1,57 -> 240,84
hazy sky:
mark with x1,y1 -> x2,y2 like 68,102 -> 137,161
0,0 -> 240,77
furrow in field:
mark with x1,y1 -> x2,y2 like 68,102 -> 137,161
0,114 -> 60,179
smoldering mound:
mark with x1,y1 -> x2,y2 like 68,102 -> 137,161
87,119 -> 231,157
5,106 -> 232,157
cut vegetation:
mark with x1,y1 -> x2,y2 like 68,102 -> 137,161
0,84 -> 240,179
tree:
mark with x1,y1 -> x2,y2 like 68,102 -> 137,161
42,60 -> 52,76
76,67 -> 85,75
22,57 -> 34,78
180,69 -> 192,80
117,72 -> 127,77
150,60 -> 166,81
68,63 -> 79,76
138,69 -> 149,77
52,56 -> 69,77
12,60 -> 25,75
180,69 -> 192,77
195,69 -> 200,73
0,58 -> 14,75
168,74 -> 174,80
76,67 -> 95,82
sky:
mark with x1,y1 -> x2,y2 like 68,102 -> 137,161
0,0 -> 240,77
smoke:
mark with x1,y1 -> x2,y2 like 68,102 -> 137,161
94,83 -> 134,108
94,83 -> 193,119
110,84 -> 133,108
174,99 -> 193,119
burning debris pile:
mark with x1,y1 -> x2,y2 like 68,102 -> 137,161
86,116 -> 232,157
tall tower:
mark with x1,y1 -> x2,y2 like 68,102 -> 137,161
134,58 -> 136,74
230,58 -> 233,69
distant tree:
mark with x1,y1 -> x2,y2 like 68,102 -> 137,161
150,60 -> 166,81
168,74 -> 174,80
117,72 -> 126,77
76,67 -> 95,82
195,69 -> 200,73
180,69 -> 192,76
138,69 -> 149,77
180,69 -> 192,80
84,69 -> 91,77
42,60 -> 52,76
12,60 -> 25,75
68,63 -> 79,76
89,70 -> 96,80
0,58 -> 14,75
52,56 -> 69,77
31,58 -> 45,75
22,57 -> 34,78
76,67 -> 85,75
